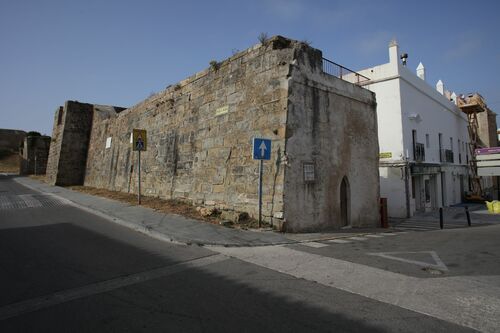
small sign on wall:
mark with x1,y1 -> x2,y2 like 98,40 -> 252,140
303,162 -> 315,183
105,137 -> 112,149
379,152 -> 392,159
215,105 -> 229,116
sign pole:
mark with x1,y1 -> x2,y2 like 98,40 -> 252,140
138,149 -> 141,205
258,159 -> 263,228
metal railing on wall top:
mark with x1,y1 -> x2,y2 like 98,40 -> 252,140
322,58 -> 370,85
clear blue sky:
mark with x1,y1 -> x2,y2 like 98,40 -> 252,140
1,0 -> 499,135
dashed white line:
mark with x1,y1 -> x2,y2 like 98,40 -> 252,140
348,236 -> 368,241
301,242 -> 329,248
327,239 -> 351,244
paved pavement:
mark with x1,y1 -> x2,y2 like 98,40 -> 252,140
390,205 -> 498,231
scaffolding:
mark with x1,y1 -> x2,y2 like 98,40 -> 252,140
457,93 -> 488,198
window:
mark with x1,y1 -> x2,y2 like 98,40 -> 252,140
458,139 -> 462,163
426,134 -> 430,148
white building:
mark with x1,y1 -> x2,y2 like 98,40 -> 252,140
356,41 -> 469,218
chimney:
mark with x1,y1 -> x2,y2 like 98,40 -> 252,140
451,92 -> 457,104
416,62 -> 425,80
436,80 -> 444,95
389,39 -> 399,64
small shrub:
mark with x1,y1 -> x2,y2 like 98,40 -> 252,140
209,60 -> 220,72
258,32 -> 269,45
27,131 -> 41,137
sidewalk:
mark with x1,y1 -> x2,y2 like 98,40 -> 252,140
14,176 -> 390,247
390,205 -> 499,231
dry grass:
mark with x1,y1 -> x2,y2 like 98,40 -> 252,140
68,185 -> 267,229
28,175 -> 47,182
68,186 -> 220,224
0,153 -> 20,173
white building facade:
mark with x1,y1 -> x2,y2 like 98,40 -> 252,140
356,41 -> 469,218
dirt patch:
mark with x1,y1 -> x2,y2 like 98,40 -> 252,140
28,175 -> 47,182
0,153 -> 20,173
68,186 -> 220,224
68,185 -> 269,230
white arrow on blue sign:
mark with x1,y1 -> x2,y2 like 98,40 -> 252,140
253,138 -> 271,160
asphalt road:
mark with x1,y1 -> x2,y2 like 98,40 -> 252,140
289,225 -> 500,279
0,175 -> 480,332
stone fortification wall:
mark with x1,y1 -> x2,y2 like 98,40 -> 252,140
45,106 -> 64,183
47,36 -> 380,231
46,102 -> 95,185
19,135 -> 51,175
283,46 -> 379,231
83,37 -> 294,219
0,129 -> 26,153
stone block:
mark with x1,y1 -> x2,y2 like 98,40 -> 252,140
220,210 -> 249,223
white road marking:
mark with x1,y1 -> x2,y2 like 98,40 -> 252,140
381,233 -> 397,236
327,239 -> 351,244
348,236 -> 368,241
0,254 -> 227,321
365,234 -> 384,238
301,242 -> 329,248
212,245 -> 500,333
368,251 -> 449,271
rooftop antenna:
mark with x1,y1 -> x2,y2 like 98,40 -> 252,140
400,53 -> 408,66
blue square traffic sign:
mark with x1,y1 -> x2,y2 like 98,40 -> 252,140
253,138 -> 271,160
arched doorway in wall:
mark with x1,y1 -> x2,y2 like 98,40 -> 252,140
340,176 -> 350,227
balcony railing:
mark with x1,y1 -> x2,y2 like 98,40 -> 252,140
414,143 -> 425,162
440,149 -> 454,163
322,58 -> 370,85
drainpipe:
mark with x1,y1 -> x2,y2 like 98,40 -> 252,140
404,161 -> 411,218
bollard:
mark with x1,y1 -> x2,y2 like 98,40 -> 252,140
439,207 -> 443,229
465,206 -> 471,227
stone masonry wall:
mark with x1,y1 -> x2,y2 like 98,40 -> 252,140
48,36 -> 380,231
283,46 -> 380,231
45,106 -> 64,184
0,129 -> 26,153
46,102 -> 94,185
83,37 -> 295,221
19,135 -> 51,175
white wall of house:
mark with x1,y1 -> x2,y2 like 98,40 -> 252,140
357,41 -> 469,218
